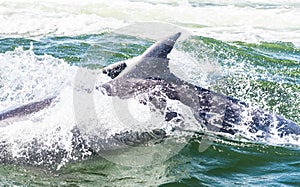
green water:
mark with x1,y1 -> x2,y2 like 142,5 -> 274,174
1,137 -> 300,186
0,33 -> 300,186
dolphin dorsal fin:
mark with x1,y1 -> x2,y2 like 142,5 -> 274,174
103,32 -> 181,80
141,32 -> 181,59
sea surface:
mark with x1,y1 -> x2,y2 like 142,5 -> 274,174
0,0 -> 300,186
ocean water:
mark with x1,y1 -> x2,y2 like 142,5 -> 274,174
0,0 -> 300,186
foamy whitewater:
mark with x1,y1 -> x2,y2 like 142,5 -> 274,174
0,0 -> 299,44
0,1 -> 299,184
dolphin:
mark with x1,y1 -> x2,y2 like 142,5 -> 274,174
1,32 -> 300,139
0,96 -> 56,122
100,32 -> 300,140
0,32 -> 299,167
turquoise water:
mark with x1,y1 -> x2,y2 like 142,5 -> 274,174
0,32 -> 299,186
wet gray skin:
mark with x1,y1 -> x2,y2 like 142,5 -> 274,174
101,32 -> 300,139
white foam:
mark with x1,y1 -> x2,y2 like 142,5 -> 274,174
0,46 -> 74,110
0,0 -> 299,44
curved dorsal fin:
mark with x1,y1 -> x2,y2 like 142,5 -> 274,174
102,32 -> 181,80
141,32 -> 181,59
118,32 -> 181,80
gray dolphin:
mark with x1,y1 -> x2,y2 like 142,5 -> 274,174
0,32 -> 299,167
101,32 -> 300,140
0,97 -> 56,121
1,32 -> 299,139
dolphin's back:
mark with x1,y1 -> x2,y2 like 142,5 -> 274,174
192,86 -> 300,138
101,32 -> 300,139
0,97 -> 55,121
